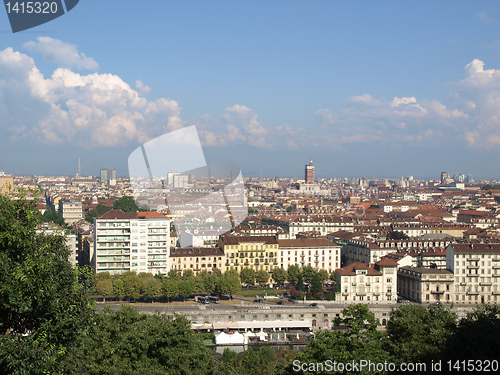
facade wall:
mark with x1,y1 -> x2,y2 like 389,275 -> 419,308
94,217 -> 170,275
170,248 -> 225,274
397,267 -> 454,303
220,237 -> 279,274
279,246 -> 340,272
337,266 -> 397,303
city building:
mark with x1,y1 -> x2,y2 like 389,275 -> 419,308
59,199 -> 83,225
446,242 -> 500,304
397,267 -> 454,303
336,258 -> 398,302
277,238 -> 340,272
0,174 -> 13,194
305,158 -> 314,184
169,247 -> 225,274
218,235 -> 279,273
264,215 -> 354,239
93,210 -> 171,275
100,168 -> 117,186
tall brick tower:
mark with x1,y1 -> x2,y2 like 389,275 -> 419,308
305,157 -> 314,184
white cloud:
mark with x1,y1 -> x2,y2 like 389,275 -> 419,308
314,109 -> 337,125
23,37 -> 99,70
135,79 -> 151,95
0,47 -> 182,147
475,12 -> 494,24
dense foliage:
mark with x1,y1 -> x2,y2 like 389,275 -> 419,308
0,195 -> 216,375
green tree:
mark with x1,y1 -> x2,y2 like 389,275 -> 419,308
182,269 -> 195,280
287,264 -> 301,285
301,264 -> 316,284
444,304 -> 499,360
240,347 -> 260,375
387,302 -> 456,363
286,304 -> 391,374
224,268 -> 239,279
113,278 -> 125,299
41,207 -> 65,227
121,271 -> 142,300
67,306 -> 216,374
178,279 -> 196,301
168,268 -> 181,280
257,346 -> 277,375
218,275 -> 241,296
142,277 -> 163,302
310,272 -> 323,299
317,269 -> 329,284
84,204 -> 111,223
0,194 -> 95,374
203,273 -> 218,293
329,270 -> 338,284
271,267 -> 287,286
112,196 -> 140,212
162,278 -> 179,302
255,269 -> 269,286
96,279 -> 114,301
219,348 -> 239,373
240,267 -> 255,285
297,273 -> 305,292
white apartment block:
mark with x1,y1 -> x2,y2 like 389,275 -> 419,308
277,238 -> 340,272
336,258 -> 398,303
94,210 -> 171,275
446,243 -> 500,304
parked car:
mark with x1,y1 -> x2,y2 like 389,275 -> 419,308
309,303 -> 318,307
276,301 -> 283,305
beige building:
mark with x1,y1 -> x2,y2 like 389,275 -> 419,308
218,235 -> 279,273
0,175 -> 14,194
397,267 -> 454,303
277,238 -> 340,272
446,243 -> 500,304
336,258 -> 398,303
59,199 -> 83,225
169,247 -> 225,274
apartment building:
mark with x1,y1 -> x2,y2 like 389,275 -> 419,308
169,247 -> 225,274
391,223 -> 470,238
59,199 -> 83,225
93,210 -> 171,275
397,267 -> 454,303
446,242 -> 500,304
263,215 -> 354,239
277,238 -> 340,272
329,231 -> 451,266
218,235 -> 279,273
336,258 -> 398,303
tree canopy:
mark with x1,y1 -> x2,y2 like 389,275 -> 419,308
112,196 -> 140,212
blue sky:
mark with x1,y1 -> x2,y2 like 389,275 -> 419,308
1,1 -> 500,179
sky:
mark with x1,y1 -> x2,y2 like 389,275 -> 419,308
1,1 -> 500,179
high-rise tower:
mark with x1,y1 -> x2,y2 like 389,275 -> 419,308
305,158 -> 314,184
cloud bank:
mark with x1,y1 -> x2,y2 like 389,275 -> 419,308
1,39 -> 500,155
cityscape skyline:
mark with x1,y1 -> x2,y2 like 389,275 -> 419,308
2,2 -> 500,178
